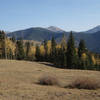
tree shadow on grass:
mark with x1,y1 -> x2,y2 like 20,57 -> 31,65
39,62 -> 64,69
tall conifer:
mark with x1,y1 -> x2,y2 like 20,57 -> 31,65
78,39 -> 86,58
44,40 -> 48,61
67,32 -> 77,69
25,41 -> 31,59
51,37 -> 56,63
35,45 -> 41,61
16,40 -> 25,60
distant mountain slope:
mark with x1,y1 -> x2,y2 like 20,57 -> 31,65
7,27 -> 100,53
85,25 -> 100,34
7,27 -> 62,41
72,31 -> 100,53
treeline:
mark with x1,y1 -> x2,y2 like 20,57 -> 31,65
0,30 -> 35,60
35,32 -> 100,70
0,30 -> 100,71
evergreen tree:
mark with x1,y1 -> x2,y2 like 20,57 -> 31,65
78,40 -> 87,69
78,39 -> 86,58
11,36 -> 16,43
59,34 -> 67,68
16,40 -> 25,60
51,37 -> 56,63
43,40 -> 48,61
67,32 -> 77,69
54,48 -> 62,67
54,34 -> 67,68
55,48 -> 67,68
25,41 -> 31,60
35,45 -> 41,61
61,49 -> 67,68
0,31 -> 7,59
61,34 -> 67,51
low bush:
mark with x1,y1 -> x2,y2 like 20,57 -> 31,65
38,75 -> 59,86
65,77 -> 100,90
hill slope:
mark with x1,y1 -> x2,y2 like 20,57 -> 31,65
85,25 -> 100,34
0,60 -> 100,100
7,27 -> 62,41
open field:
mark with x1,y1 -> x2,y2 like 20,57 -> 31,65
0,60 -> 100,100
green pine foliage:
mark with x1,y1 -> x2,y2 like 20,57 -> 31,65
11,36 -> 16,43
35,45 -> 41,61
16,40 -> 25,60
43,40 -> 49,61
55,34 -> 67,68
78,40 -> 87,69
78,39 -> 87,58
25,41 -> 31,60
67,32 -> 78,69
0,31 -> 7,59
51,37 -> 57,63
55,48 -> 67,68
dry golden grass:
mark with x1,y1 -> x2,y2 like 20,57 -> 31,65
0,60 -> 100,100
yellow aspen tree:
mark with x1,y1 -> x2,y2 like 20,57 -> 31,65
81,53 -> 87,61
56,44 -> 61,49
40,45 -> 45,56
5,38 -> 16,56
47,40 -> 51,55
91,55 -> 96,65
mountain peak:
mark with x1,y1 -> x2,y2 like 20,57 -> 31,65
47,26 -> 65,32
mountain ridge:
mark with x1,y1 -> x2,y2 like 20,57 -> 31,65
7,26 -> 100,53
85,25 -> 100,34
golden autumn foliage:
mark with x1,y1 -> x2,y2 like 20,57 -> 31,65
40,45 -> 45,56
81,53 -> 87,61
31,46 -> 36,55
28,46 -> 36,57
5,38 -> 16,55
91,55 -> 96,65
47,40 -> 51,55
81,53 -> 96,65
60,35 -> 67,50
56,44 -> 61,49
0,38 -> 16,56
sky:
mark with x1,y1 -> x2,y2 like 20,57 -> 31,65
0,0 -> 100,32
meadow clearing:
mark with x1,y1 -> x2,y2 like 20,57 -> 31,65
0,60 -> 100,100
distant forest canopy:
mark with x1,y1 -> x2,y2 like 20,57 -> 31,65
0,30 -> 100,71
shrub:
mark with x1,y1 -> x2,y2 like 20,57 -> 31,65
65,77 -> 100,90
38,75 -> 59,86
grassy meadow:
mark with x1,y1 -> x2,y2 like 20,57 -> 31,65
0,60 -> 99,100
